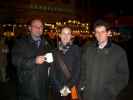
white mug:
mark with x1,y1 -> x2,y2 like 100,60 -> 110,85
44,53 -> 53,63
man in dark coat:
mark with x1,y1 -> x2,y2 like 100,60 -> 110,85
12,19 -> 52,100
79,20 -> 129,100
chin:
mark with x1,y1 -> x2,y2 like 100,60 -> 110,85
37,34 -> 42,36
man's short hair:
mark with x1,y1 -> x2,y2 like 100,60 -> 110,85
57,25 -> 72,34
93,19 -> 111,31
28,18 -> 44,26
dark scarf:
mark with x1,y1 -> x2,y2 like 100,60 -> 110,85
58,42 -> 72,54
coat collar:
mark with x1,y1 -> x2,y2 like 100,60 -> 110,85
96,39 -> 112,49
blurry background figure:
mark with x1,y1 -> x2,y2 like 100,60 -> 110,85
0,36 -> 9,82
46,30 -> 58,49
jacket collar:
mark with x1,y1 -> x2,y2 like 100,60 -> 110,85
27,35 -> 42,43
96,39 -> 112,49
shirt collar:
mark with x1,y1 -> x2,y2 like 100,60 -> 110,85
96,39 -> 112,49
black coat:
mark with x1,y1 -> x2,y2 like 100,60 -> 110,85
79,41 -> 129,100
12,35 -> 52,100
50,44 -> 81,92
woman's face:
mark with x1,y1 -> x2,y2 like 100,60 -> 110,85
60,27 -> 72,45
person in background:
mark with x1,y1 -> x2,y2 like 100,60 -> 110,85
0,36 -> 9,82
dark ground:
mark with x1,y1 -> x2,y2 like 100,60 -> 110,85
0,79 -> 133,100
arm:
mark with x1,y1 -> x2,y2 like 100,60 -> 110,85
12,40 -> 36,70
115,51 -> 129,95
107,50 -> 129,96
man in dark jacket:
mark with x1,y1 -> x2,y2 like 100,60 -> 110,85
12,18 -> 52,100
79,20 -> 129,100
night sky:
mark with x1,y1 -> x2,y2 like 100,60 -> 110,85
83,0 -> 133,16
0,0 -> 132,23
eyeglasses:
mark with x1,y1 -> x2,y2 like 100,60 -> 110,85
61,32 -> 71,35
94,31 -> 107,34
31,25 -> 43,29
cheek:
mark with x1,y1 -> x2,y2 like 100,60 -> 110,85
95,34 -> 99,39
67,36 -> 71,41
32,28 -> 43,33
95,34 -> 103,41
60,36 -> 65,42
97,33 -> 104,38
65,36 -> 70,41
31,28 -> 38,33
39,29 -> 43,32
102,34 -> 108,39
61,35 -> 65,39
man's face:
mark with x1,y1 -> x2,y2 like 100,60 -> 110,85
60,27 -> 72,45
95,26 -> 110,43
29,20 -> 43,38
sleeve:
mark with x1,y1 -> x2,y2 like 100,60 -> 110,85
107,50 -> 129,96
12,40 -> 36,70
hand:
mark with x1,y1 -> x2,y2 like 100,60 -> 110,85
80,86 -> 85,91
35,56 -> 45,64
60,86 -> 71,96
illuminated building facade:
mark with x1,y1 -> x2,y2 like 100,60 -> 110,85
15,0 -> 77,23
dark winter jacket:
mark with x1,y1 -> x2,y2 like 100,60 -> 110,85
50,44 -> 81,91
12,35 -> 52,100
79,41 -> 129,100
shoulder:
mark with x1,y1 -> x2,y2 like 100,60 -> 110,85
112,43 -> 125,52
82,41 -> 96,52
71,44 -> 81,52
72,44 -> 80,49
111,43 -> 127,56
13,36 -> 28,48
42,36 -> 53,47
